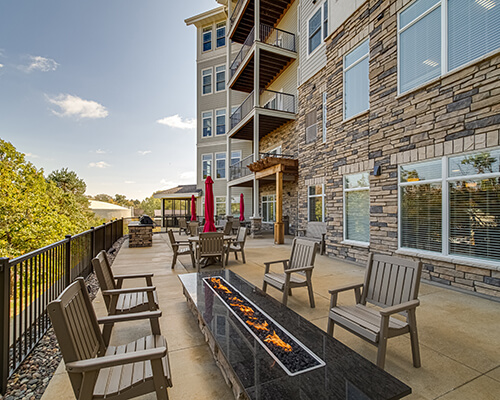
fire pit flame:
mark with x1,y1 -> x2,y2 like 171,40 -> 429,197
211,278 -> 232,294
264,331 -> 293,352
246,320 -> 270,331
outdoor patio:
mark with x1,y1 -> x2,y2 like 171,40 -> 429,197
42,233 -> 500,400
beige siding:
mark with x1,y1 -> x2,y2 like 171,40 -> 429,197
276,0 -> 297,35
329,0 -> 365,36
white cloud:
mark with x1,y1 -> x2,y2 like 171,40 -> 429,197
138,150 -> 152,156
180,171 -> 196,180
47,94 -> 108,119
25,152 -> 39,158
0,64 -> 3,68
95,149 -> 107,154
22,55 -> 59,72
159,170 -> 196,189
89,161 -> 110,169
124,180 -> 136,184
156,114 -> 196,130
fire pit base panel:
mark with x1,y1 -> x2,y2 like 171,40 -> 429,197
178,270 -> 411,400
128,221 -> 153,247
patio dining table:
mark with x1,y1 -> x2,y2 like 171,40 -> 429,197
188,235 -> 234,267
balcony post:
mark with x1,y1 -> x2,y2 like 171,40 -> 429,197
274,167 -> 284,244
253,113 -> 260,218
255,0 -> 260,42
65,235 -> 72,287
0,257 -> 10,395
226,2 -> 233,217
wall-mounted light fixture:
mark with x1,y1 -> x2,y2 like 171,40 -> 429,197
374,165 -> 382,176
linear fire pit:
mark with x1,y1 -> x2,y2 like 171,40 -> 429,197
179,270 -> 411,400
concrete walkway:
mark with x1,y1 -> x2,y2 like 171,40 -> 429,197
42,233 -> 500,400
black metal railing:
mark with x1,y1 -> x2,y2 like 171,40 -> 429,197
261,89 -> 296,114
229,154 -> 255,181
230,0 -> 246,26
259,152 -> 296,160
260,24 -> 296,52
0,219 -> 124,394
230,91 -> 255,129
230,26 -> 255,79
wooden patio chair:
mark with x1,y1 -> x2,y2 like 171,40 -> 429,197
48,278 -> 172,400
92,251 -> 159,343
196,232 -> 226,272
327,253 -> 423,369
167,229 -> 195,269
178,217 -> 188,235
188,221 -> 200,236
226,227 -> 247,264
262,238 -> 318,308
231,219 -> 241,235
223,220 -> 233,235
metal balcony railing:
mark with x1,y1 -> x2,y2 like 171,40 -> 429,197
229,154 -> 254,181
230,0 -> 246,27
230,91 -> 254,129
259,152 -> 296,160
261,89 -> 296,114
230,26 -> 255,79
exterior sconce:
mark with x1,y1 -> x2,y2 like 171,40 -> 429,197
374,165 -> 382,176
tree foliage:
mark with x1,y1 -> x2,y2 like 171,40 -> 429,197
140,196 -> 161,217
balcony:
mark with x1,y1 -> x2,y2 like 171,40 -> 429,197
229,154 -> 255,186
229,23 -> 297,93
229,89 -> 296,141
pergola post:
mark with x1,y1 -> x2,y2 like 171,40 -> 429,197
274,166 -> 284,244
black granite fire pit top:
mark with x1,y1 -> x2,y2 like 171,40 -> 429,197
179,270 -> 411,400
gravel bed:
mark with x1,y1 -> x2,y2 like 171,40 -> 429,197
1,236 -> 127,400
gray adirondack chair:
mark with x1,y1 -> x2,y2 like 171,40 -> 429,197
327,253 -> 423,369
92,251 -> 159,344
197,232 -> 226,272
262,238 -> 318,308
48,278 -> 172,400
223,220 -> 233,235
226,226 -> 247,264
167,229 -> 196,268
188,221 -> 200,236
178,217 -> 188,235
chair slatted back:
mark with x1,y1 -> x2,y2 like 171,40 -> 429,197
233,220 -> 241,229
179,217 -> 187,229
48,278 -> 106,393
199,232 -> 224,256
223,221 -> 233,235
188,222 -> 199,236
236,226 -> 247,243
288,239 -> 318,272
167,229 -> 177,247
362,253 -> 423,308
92,251 -> 116,292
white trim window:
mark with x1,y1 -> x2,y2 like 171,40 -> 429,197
215,109 -> 226,135
308,1 -> 329,55
399,149 -> 500,263
202,111 -> 213,138
308,184 -> 325,222
231,150 -> 242,166
344,39 -> 370,120
344,172 -> 370,243
202,68 -> 212,95
322,92 -> 327,143
231,195 -> 240,216
398,0 -> 500,94
202,154 -> 213,179
215,152 -> 226,179
215,65 -> 226,92
216,196 -> 226,216
216,22 -> 226,48
262,195 -> 276,223
202,26 -> 212,52
323,1 -> 328,40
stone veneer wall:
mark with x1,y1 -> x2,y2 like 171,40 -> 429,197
293,0 -> 500,298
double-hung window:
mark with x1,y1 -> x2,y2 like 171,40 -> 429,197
308,1 -> 329,54
202,111 -> 212,138
308,184 -> 325,222
215,109 -> 226,135
202,154 -> 212,179
344,172 -> 370,243
231,196 -> 240,216
231,150 -> 241,166
262,195 -> 276,223
398,0 -> 500,94
323,1 -> 328,39
344,39 -> 370,120
215,65 -> 226,92
215,152 -> 226,179
202,68 -> 212,95
203,26 -> 212,52
216,22 -> 226,48
399,149 -> 500,263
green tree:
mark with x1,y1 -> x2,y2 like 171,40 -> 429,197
94,193 -> 114,203
140,196 -> 161,217
47,168 -> 86,197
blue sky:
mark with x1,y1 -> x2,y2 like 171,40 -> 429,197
0,0 -> 216,200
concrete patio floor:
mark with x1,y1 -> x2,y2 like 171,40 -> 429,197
42,233 -> 500,400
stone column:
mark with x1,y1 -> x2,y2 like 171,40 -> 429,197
274,167 -> 284,244
250,217 -> 262,239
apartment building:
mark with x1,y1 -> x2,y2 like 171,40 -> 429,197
209,0 -> 500,298
185,6 -> 253,221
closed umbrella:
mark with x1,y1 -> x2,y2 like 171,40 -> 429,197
203,176 -> 216,232
239,193 -> 245,221
190,195 -> 197,221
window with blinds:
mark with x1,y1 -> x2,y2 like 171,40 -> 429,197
344,172 -> 370,243
344,39 -> 370,119
305,110 -> 317,144
308,185 -> 325,222
398,0 -> 500,94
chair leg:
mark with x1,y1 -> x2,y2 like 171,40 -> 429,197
262,280 -> 268,292
377,317 -> 390,369
327,316 -> 334,336
282,284 -> 289,306
235,252 -> 238,260
408,309 -> 421,368
190,252 -> 196,269
151,358 -> 169,400
171,253 -> 177,269
241,249 -> 246,263
307,279 -> 315,308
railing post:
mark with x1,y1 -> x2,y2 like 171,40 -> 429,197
0,257 -> 10,395
65,235 -> 72,287
90,227 -> 95,271
102,223 -> 107,252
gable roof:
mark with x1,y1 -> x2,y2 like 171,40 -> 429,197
153,185 -> 202,199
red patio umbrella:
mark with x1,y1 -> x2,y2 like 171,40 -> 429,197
239,193 -> 245,221
203,176 -> 216,232
190,195 -> 197,221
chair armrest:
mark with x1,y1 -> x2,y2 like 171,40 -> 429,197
66,347 -> 167,373
103,286 -> 156,296
264,259 -> 289,273
328,283 -> 364,295
114,273 -> 154,279
380,299 -> 420,316
284,265 -> 314,274
297,229 -> 306,236
97,310 -> 162,325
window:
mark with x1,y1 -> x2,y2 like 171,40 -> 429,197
323,1 -> 328,40
231,196 -> 240,216
216,22 -> 226,48
322,92 -> 327,143
215,109 -> 226,135
305,110 -> 317,144
268,146 -> 281,156
308,1 -> 329,54
215,65 -> 226,92
344,40 -> 370,120
203,26 -> 212,52
202,111 -> 212,137
215,152 -> 226,179
344,173 -> 370,243
308,185 -> 325,222
398,0 -> 500,94
399,149 -> 500,263
202,154 -> 212,179
262,195 -> 276,223
231,150 -> 242,166
216,196 -> 226,216
202,68 -> 212,95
